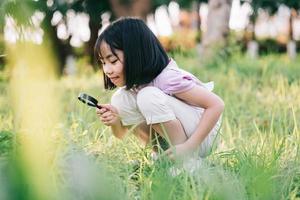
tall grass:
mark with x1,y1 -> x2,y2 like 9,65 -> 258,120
0,49 -> 299,199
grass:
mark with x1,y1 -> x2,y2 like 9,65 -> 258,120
0,51 -> 299,199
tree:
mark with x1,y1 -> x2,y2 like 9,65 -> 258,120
283,0 -> 300,59
200,0 -> 233,57
1,0 -> 172,72
2,0 -> 111,72
74,0 -> 110,66
165,0 -> 231,57
245,0 -> 299,58
176,0 -> 208,31
109,0 -> 151,20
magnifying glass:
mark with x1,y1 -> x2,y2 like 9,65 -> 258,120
78,93 -> 102,109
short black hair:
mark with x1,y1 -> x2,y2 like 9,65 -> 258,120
94,17 -> 169,90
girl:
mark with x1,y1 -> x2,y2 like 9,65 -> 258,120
95,17 -> 224,160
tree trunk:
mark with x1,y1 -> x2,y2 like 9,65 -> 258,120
200,0 -> 232,57
86,19 -> 101,67
247,40 -> 259,59
191,1 -> 201,31
246,17 -> 259,59
42,11 -> 73,74
109,0 -> 152,20
287,9 -> 297,60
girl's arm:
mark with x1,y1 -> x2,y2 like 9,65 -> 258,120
97,104 -> 128,139
167,85 -> 224,157
110,119 -> 128,139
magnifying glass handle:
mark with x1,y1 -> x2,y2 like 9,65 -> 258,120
96,105 -> 102,109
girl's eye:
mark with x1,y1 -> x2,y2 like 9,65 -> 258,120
111,60 -> 118,64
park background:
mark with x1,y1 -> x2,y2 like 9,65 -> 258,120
0,0 -> 299,199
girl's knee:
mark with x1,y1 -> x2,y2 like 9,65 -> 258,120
111,88 -> 144,125
136,87 -> 166,111
136,87 -> 175,124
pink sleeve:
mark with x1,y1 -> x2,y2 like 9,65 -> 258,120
156,69 -> 196,95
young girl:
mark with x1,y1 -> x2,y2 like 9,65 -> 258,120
95,17 -> 224,160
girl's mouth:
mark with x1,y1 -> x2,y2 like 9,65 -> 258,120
110,77 -> 119,82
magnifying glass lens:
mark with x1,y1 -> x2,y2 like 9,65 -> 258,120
78,93 -> 101,109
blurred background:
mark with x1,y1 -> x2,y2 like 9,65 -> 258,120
0,0 -> 299,76
0,1 -> 300,200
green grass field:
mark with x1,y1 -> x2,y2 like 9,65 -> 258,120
0,51 -> 299,200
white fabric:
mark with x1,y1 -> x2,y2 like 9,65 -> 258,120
111,86 -> 222,157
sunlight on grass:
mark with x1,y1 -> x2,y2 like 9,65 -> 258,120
0,49 -> 299,199
7,41 -> 61,200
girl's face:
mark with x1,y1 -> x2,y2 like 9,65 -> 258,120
99,41 -> 125,87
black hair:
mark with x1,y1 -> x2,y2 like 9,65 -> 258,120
94,17 -> 169,90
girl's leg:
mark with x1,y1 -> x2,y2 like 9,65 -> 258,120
133,122 -> 177,151
136,87 -> 188,146
133,122 -> 150,147
151,119 -> 187,145
131,115 -> 188,147
136,86 -> 221,157
111,88 -> 175,150
111,86 -> 221,157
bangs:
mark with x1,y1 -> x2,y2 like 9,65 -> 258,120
94,30 -> 122,66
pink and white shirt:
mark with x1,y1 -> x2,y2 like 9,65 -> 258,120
149,58 -> 214,95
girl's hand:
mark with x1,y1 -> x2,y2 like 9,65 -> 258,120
96,104 -> 120,126
165,142 -> 194,160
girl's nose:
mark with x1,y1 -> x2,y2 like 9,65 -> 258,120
103,64 -> 113,75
